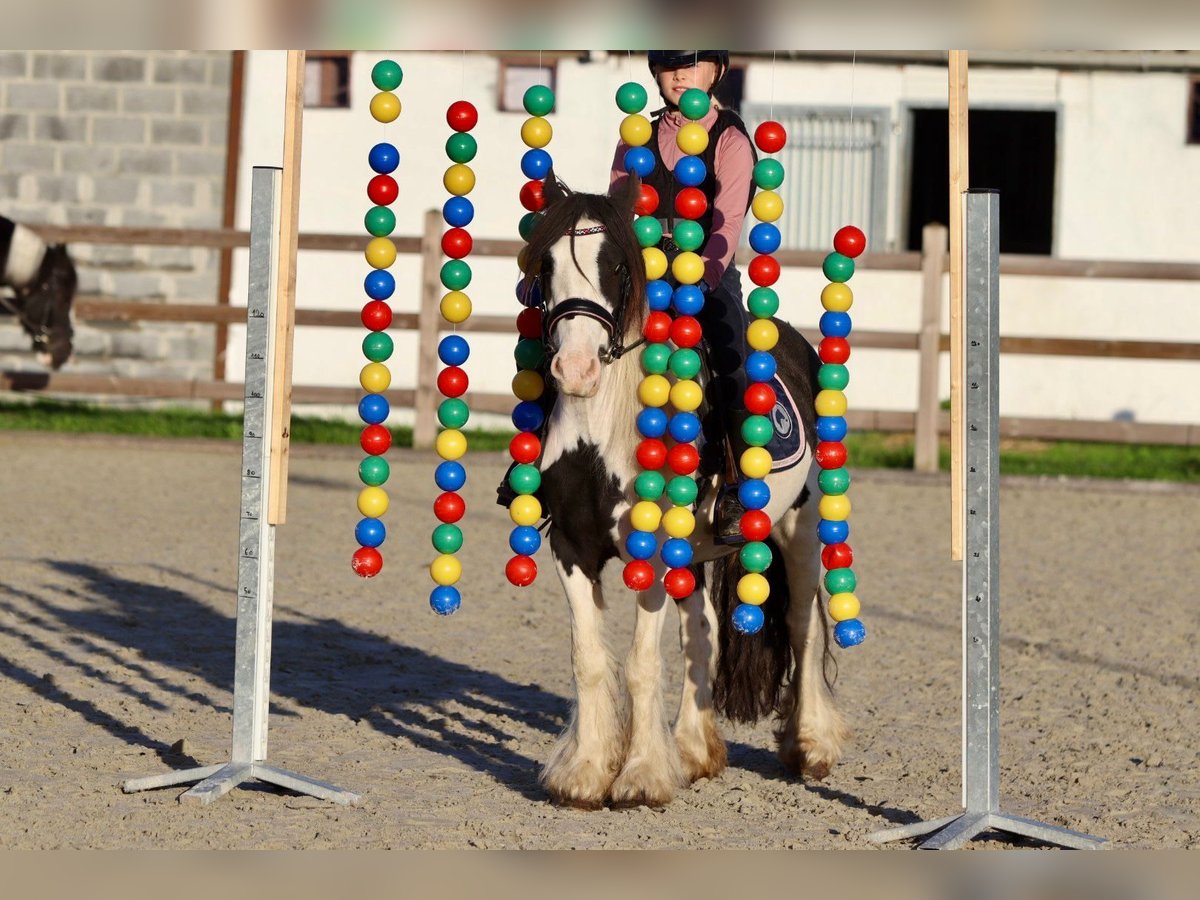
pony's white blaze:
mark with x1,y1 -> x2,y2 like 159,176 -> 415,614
547,218 -> 609,398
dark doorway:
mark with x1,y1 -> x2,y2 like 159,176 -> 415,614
907,108 -> 1057,254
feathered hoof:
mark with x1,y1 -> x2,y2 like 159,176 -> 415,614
676,718 -> 728,783
608,761 -> 685,809
541,757 -> 617,810
778,722 -> 849,782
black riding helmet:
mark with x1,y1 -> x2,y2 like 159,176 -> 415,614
647,50 -> 730,101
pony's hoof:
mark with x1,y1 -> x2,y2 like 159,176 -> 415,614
608,762 -> 684,808
778,727 -> 847,782
540,758 -> 616,810
676,721 -> 728,783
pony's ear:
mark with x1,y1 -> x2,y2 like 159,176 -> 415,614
543,167 -> 571,208
610,172 -> 641,219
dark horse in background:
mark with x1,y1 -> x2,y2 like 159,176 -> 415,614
0,214 -> 77,370
526,173 -> 848,808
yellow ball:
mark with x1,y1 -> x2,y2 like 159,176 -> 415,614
751,190 -> 784,223
818,493 -> 851,521
747,319 -> 779,352
357,486 -> 388,518
630,500 -> 663,533
669,379 -> 703,412
510,494 -> 542,526
365,237 -> 396,269
440,291 -> 472,324
815,389 -> 847,418
521,116 -> 553,148
360,362 -> 391,393
436,428 -> 467,461
737,572 -> 770,605
671,251 -> 705,285
642,246 -> 668,281
662,506 -> 695,539
430,554 -> 462,586
638,374 -> 671,408
676,122 -> 709,155
512,369 -> 544,402
443,163 -> 476,196
370,91 -> 401,123
821,282 -> 854,312
828,592 -> 861,622
619,114 -> 652,147
740,446 -> 773,480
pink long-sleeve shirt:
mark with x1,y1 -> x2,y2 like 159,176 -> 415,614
611,106 -> 755,291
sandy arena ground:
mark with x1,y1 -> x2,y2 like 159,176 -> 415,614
0,430 -> 1197,849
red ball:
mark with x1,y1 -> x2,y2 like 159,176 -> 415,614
744,382 -> 777,415
754,120 -> 787,153
437,365 -> 468,398
818,337 -> 851,365
636,438 -> 668,470
352,546 -> 383,578
814,441 -> 847,470
664,567 -> 696,599
516,306 -> 543,339
634,184 -> 660,217
674,187 -> 708,220
740,509 -> 772,542
367,174 -> 398,206
643,311 -> 673,343
748,254 -> 780,287
506,554 -> 538,587
434,491 -> 466,523
360,424 -> 392,455
510,431 -> 541,464
446,100 -> 478,132
669,315 -> 702,349
519,179 -> 545,212
623,560 -> 656,592
833,225 -> 867,259
821,542 -> 854,570
441,227 -> 473,259
361,300 -> 393,332
667,443 -> 699,476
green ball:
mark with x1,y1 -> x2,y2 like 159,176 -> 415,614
523,84 -> 555,116
739,540 -> 773,573
742,415 -> 774,447
365,205 -> 396,237
672,220 -> 705,252
358,454 -> 390,487
818,363 -> 849,391
514,338 -> 545,370
431,523 -> 463,554
440,259 -> 471,291
641,342 -> 671,375
747,287 -> 780,319
818,467 -> 851,495
509,463 -> 542,495
446,132 -> 478,164
438,398 -> 470,429
371,60 -> 403,91
822,252 -> 855,283
634,215 -> 663,248
825,567 -> 857,594
753,158 -> 785,191
615,81 -> 648,114
362,331 -> 394,362
519,212 -> 541,242
668,348 -> 701,380
666,475 -> 698,506
635,470 -> 665,501
678,87 -> 710,120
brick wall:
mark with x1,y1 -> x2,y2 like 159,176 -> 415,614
0,51 -> 232,382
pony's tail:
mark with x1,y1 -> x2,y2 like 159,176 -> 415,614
711,538 -> 792,723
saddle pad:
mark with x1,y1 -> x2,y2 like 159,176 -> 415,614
765,375 -> 806,473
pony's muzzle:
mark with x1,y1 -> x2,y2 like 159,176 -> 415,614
550,349 -> 602,398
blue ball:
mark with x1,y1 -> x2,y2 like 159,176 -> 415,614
738,478 -> 771,511
434,460 -> 466,492
355,517 -> 386,548
430,585 -> 462,616
746,351 -> 778,383
731,603 -> 765,635
660,537 -> 693,568
816,416 -> 848,442
438,334 -> 470,366
623,146 -> 655,178
626,530 -> 658,561
358,393 -> 389,425
817,518 -> 850,545
516,277 -> 543,308
368,142 -> 399,174
672,284 -> 705,316
509,524 -> 542,555
674,154 -> 707,187
668,411 -> 701,443
749,222 -> 782,255
646,279 -> 673,311
521,148 -> 553,180
637,407 -> 668,438
820,311 -> 852,338
512,400 -> 545,433
364,269 -> 395,300
834,618 -> 866,648
443,196 -> 474,228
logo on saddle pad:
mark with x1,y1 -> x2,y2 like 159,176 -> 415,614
763,377 -> 805,473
